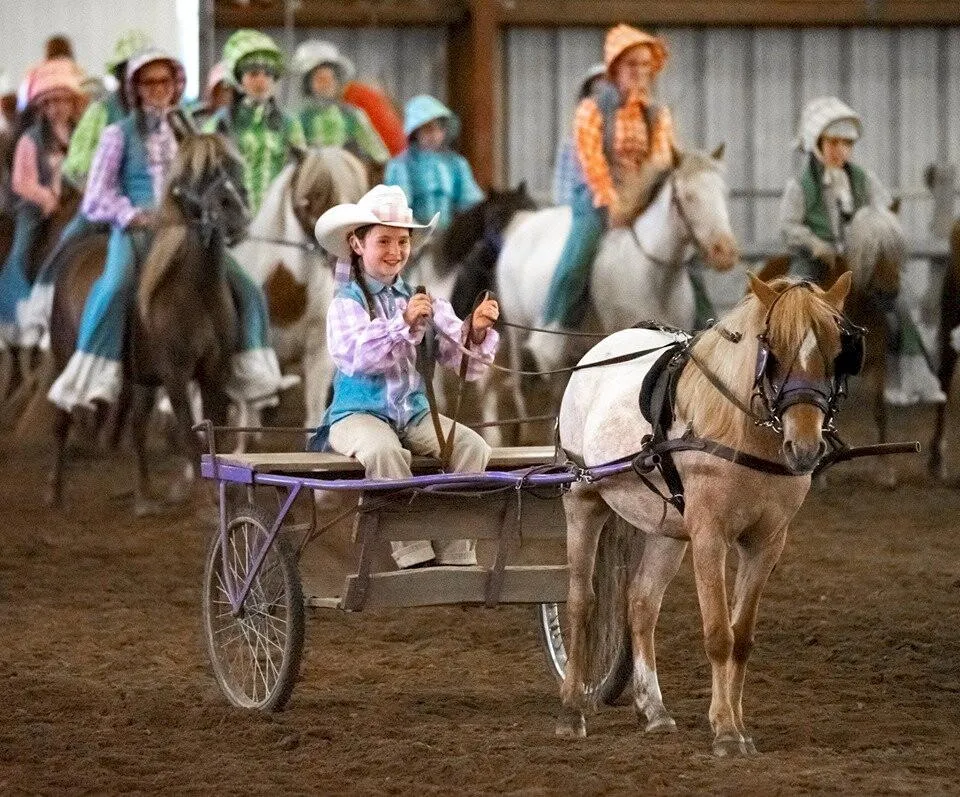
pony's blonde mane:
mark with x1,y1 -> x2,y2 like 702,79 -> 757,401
138,134 -> 234,321
675,279 -> 840,449
845,205 -> 905,291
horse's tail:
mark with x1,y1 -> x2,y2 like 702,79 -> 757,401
563,516 -> 634,712
137,224 -> 187,327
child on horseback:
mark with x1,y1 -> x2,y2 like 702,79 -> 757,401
779,96 -> 945,405
48,50 -> 295,414
384,95 -> 483,232
0,59 -> 82,345
209,30 -> 306,214
18,29 -> 154,349
530,24 -> 676,349
290,40 -> 389,168
312,184 -> 500,569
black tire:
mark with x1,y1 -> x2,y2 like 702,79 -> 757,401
202,503 -> 305,711
537,518 -> 634,705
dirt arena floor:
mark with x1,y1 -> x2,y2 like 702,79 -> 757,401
2,397 -> 960,795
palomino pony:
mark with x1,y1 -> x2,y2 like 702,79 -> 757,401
230,146 -> 367,428
557,272 -> 853,755
47,128 -> 249,512
757,206 -> 906,484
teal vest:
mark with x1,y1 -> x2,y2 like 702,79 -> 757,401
116,114 -> 158,209
799,157 -> 869,242
104,92 -> 127,125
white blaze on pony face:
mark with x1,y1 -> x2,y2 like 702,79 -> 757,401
673,159 -> 739,272
799,329 -> 820,371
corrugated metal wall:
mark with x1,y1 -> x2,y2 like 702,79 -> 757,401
214,26 -> 448,105
505,26 -> 960,245
0,0 -> 198,96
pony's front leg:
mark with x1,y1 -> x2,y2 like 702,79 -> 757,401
629,534 -> 687,733
557,484 -> 610,739
689,529 -> 744,756
728,527 -> 787,756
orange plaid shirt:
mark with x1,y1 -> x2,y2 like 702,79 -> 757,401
574,90 -> 676,208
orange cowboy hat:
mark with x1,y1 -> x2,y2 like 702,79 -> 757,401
603,24 -> 668,77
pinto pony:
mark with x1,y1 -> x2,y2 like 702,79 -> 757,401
231,146 -> 367,428
557,272 -> 852,755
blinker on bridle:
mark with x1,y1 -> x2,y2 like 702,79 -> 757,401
739,281 -> 865,434
172,168 -> 248,246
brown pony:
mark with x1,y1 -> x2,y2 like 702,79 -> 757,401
0,183 -> 82,414
47,128 -> 249,513
557,273 -> 851,755
756,206 -> 905,484
929,217 -> 960,480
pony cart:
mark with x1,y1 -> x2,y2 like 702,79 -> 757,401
197,424 -> 637,712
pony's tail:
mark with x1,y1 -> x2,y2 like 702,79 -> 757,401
137,225 -> 187,326
562,516 -> 633,713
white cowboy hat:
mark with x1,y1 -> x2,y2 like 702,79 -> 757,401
314,184 -> 438,261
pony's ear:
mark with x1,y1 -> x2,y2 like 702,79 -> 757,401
167,108 -> 196,143
889,195 -> 901,214
516,179 -> 527,195
711,142 -> 726,161
671,145 -> 682,167
748,271 -> 780,310
822,270 -> 852,310
290,145 -> 307,164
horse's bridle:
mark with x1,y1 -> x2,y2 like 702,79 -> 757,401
173,167 -> 248,247
746,283 -> 865,434
628,172 -> 715,268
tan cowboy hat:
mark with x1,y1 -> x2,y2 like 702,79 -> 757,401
314,184 -> 439,261
604,24 -> 668,77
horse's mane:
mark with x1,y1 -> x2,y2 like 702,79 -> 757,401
138,134 -> 232,321
619,149 -> 720,222
675,279 -> 840,450
845,206 -> 905,290
292,148 -> 335,211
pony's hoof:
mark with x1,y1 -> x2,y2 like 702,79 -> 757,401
644,714 -> 677,734
712,733 -> 750,758
555,711 -> 586,739
740,736 -> 758,756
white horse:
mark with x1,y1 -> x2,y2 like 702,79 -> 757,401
231,147 -> 367,428
497,148 -> 739,374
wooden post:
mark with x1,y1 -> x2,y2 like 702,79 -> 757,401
448,0 -> 500,189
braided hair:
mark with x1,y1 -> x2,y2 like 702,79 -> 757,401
348,224 -> 377,321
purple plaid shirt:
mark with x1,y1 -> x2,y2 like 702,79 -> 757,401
82,118 -> 176,228
327,274 -> 499,429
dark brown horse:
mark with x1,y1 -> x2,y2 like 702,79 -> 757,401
756,206 -> 905,484
929,217 -> 960,480
47,126 -> 249,513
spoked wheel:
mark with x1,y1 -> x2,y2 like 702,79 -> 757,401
537,519 -> 635,704
202,503 -> 305,711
